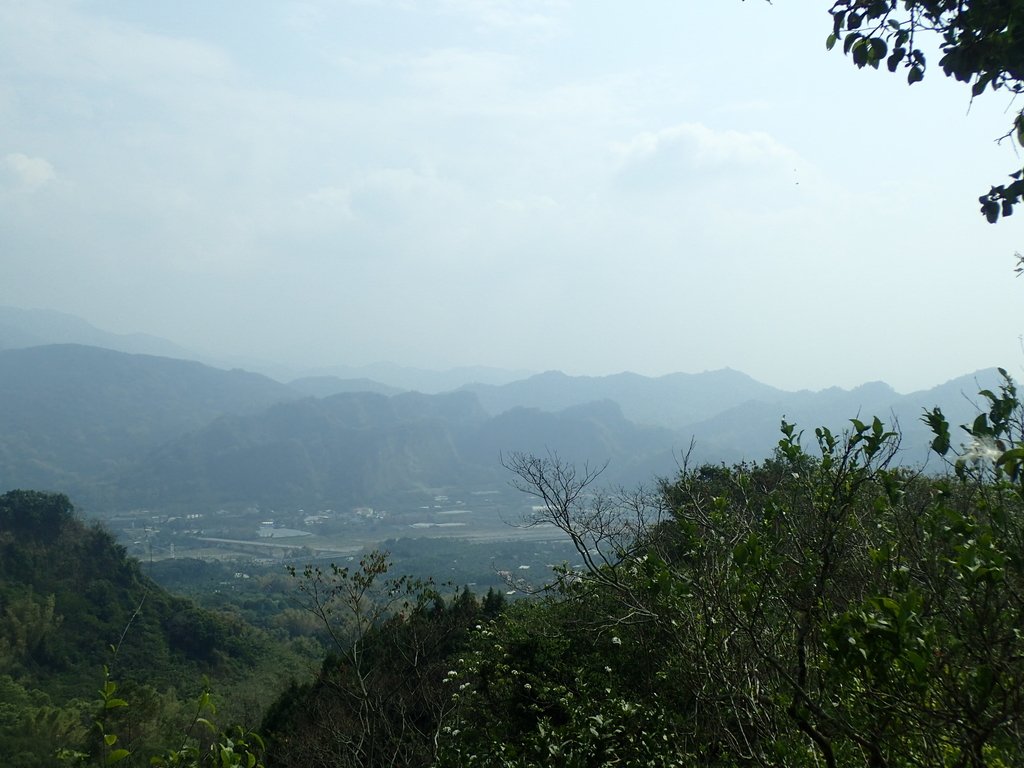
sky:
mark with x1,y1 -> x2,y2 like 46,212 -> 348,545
1,0 -> 1022,393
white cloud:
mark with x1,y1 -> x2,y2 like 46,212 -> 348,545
615,123 -> 800,175
2,153 -> 56,189
607,123 -> 817,208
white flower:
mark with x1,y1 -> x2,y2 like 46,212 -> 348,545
962,436 -> 1003,463
611,636 -> 622,645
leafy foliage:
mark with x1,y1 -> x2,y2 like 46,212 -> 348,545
0,490 -> 307,765
825,0 -> 1024,221
56,667 -> 266,768
263,553 -> 502,767
439,391 -> 1024,766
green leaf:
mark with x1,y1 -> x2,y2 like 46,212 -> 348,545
106,749 -> 131,765
887,49 -> 904,72
904,649 -> 926,675
931,433 -> 950,456
922,407 -> 951,456
995,447 -> 1024,467
832,10 -> 845,37
907,66 -> 924,84
732,541 -> 749,567
852,38 -> 869,67
826,33 -> 837,51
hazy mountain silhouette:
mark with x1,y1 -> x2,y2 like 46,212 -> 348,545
677,369 -> 1003,465
0,306 -> 197,359
305,362 -> 537,393
460,368 -> 786,428
113,393 -> 683,508
0,336 -> 1006,511
288,376 -> 404,398
0,344 -> 300,496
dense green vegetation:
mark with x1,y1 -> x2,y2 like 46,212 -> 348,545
262,554 -> 507,768
189,373 -> 1016,767
0,490 -> 312,766
436,398 -> 1024,766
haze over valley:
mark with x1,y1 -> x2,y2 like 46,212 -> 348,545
3,2 -> 1024,764
0,305 -> 1005,562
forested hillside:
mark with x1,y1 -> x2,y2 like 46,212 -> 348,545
0,490 -> 310,766
251,378 -> 1024,767
0,345 -> 300,497
0,343 -> 1005,513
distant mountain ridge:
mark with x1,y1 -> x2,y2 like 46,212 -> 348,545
0,328 -> 1007,511
0,344 -> 302,494
0,305 -> 536,392
676,369 -> 1004,467
302,362 -> 537,393
111,391 -> 682,508
460,368 -> 787,428
0,305 -> 198,359
288,375 -> 404,398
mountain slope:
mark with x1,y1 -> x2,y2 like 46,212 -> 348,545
115,391 -> 491,507
114,393 -> 687,508
0,306 -> 195,359
461,368 -> 786,428
678,368 -> 1004,463
0,345 -> 300,496
0,490 -> 294,699
287,375 -> 404,398
0,489 -> 309,763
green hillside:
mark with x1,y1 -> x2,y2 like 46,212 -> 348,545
0,490 -> 309,766
0,345 -> 299,498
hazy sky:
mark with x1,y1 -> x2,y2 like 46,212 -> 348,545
2,1 -> 1021,392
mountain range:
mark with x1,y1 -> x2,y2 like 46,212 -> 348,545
0,307 -> 1006,512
